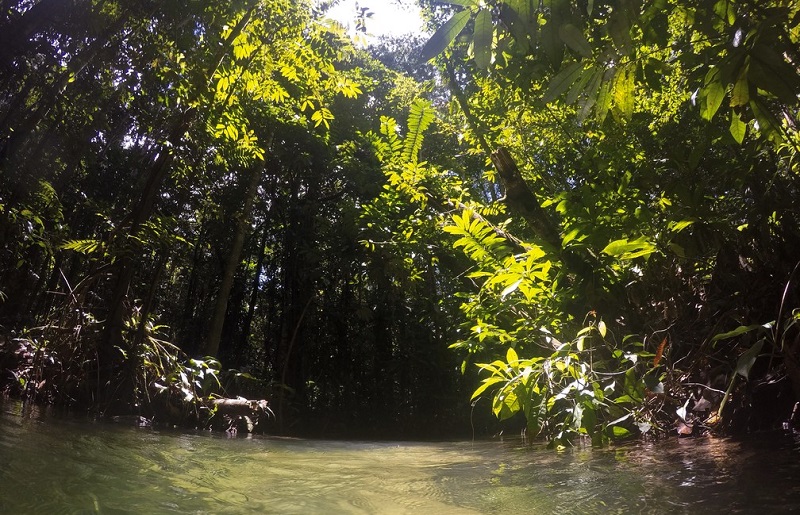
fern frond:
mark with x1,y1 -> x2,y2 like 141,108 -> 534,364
402,98 -> 435,165
443,209 -> 509,262
61,239 -> 104,256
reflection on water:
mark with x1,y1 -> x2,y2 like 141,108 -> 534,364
2,400 -> 800,514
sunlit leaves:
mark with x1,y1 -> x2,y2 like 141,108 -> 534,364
335,77 -> 363,99
700,67 -> 725,121
729,111 -> 746,143
470,322 -> 649,446
443,209 -> 507,262
61,239 -> 104,256
311,107 -> 335,129
611,65 -> 635,121
601,236 -> 657,260
402,99 -> 435,165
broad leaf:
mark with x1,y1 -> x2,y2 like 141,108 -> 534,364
541,10 -> 564,68
736,339 -> 765,380
577,68 -> 604,122
594,75 -> 613,122
499,4 -> 529,52
438,0 -> 478,6
730,110 -> 746,144
566,64 -> 596,104
507,346 -> 519,364
471,376 -> 505,400
612,66 -> 635,120
730,59 -> 750,107
602,236 -> 656,259
700,67 -> 725,121
473,8 -> 493,70
711,324 -> 763,342
420,9 -> 472,62
558,23 -> 592,58
543,61 -> 584,103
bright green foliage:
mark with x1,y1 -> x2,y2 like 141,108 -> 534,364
423,0 -> 800,142
442,210 -> 510,263
472,323 -> 655,447
406,0 -> 800,445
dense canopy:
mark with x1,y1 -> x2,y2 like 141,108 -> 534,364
1,0 -> 799,445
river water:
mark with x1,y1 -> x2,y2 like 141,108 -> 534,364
2,400 -> 800,514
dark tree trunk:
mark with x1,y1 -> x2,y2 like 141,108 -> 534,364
203,163 -> 264,357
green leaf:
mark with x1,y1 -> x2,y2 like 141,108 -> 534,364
471,376 -> 505,400
669,220 -> 695,233
506,0 -> 531,23
493,390 -> 520,420
700,67 -> 725,121
507,346 -> 519,364
543,61 -> 584,104
561,228 -> 581,246
61,239 -> 103,255
736,339 -> 764,380
402,98 -> 435,164
602,236 -> 656,260
558,23 -> 592,58
440,0 -> 478,6
594,75 -> 613,122
501,279 -> 522,299
500,4 -> 530,52
610,426 -> 631,438
419,9 -> 472,62
750,43 -> 800,104
749,99 -> 781,142
713,0 -> 736,25
730,59 -> 750,107
566,64 -> 596,104
730,110 -> 746,144
711,324 -> 763,342
541,11 -> 564,68
608,9 -> 632,54
612,66 -> 635,120
473,8 -> 493,70
577,68 -> 604,122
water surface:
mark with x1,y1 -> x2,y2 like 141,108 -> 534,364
2,400 -> 799,514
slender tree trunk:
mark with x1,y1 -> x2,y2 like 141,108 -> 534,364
102,1 -> 260,364
238,223 -> 269,357
202,163 -> 264,357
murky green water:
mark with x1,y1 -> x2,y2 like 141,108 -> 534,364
3,400 -> 800,514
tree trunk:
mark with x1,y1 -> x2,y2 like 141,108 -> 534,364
202,163 -> 263,357
97,4 -> 261,407
238,223 -> 269,360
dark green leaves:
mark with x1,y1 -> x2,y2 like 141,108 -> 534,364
420,3 -> 494,69
500,3 -> 531,52
558,23 -> 592,58
542,61 -> 584,104
736,339 -> 765,380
